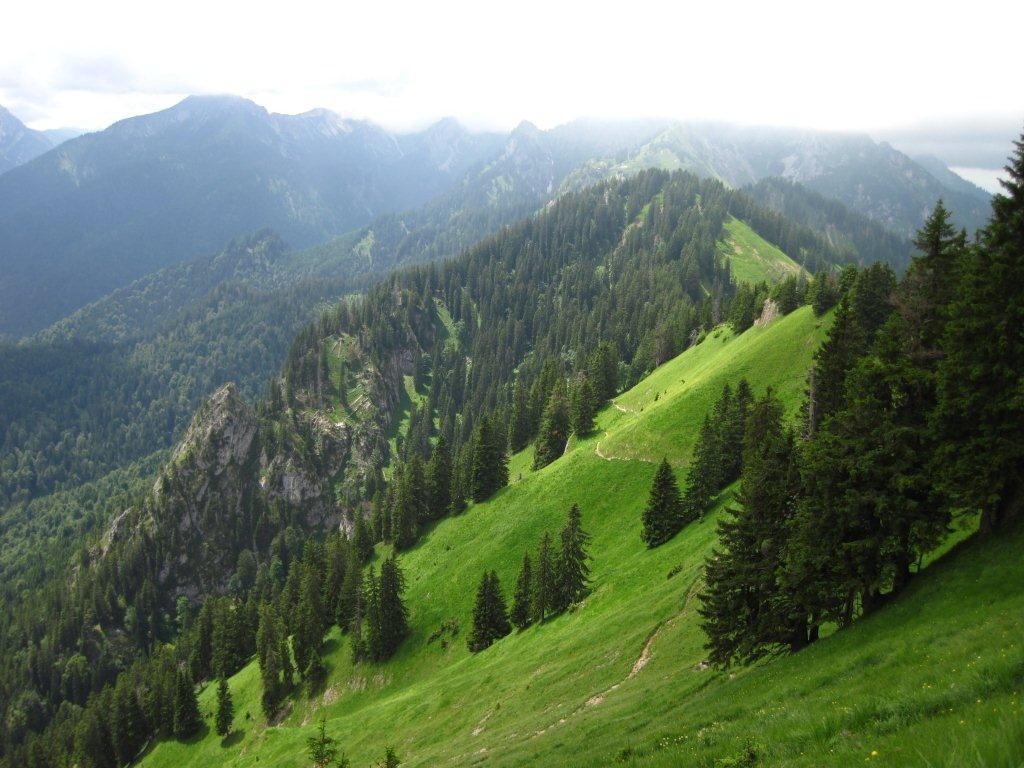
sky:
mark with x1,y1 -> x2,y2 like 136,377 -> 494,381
1,0 -> 1021,182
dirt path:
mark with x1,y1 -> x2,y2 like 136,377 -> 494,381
533,576 -> 704,736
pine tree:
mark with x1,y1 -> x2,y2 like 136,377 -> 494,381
680,416 -> 721,522
508,379 -> 532,453
588,341 -> 619,404
379,746 -> 401,768
215,675 -> 233,737
531,533 -> 558,622
337,553 -> 363,633
510,553 -> 533,630
306,717 -> 348,768
467,571 -> 512,652
172,668 -> 202,740
471,414 -> 509,502
110,672 -> 147,766
374,558 -> 409,661
556,504 -> 591,609
351,510 -> 375,565
642,458 -> 685,547
533,384 -> 570,469
699,390 -> 804,667
569,376 -> 597,437
803,295 -> 865,438
425,435 -> 452,520
935,138 -> 1024,534
256,604 -> 283,719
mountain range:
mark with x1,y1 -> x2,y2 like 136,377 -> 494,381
0,96 -> 990,338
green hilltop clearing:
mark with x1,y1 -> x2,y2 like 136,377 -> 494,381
717,216 -> 807,285
141,306 -> 1022,768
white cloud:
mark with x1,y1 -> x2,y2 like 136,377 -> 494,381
1,0 -> 1021,140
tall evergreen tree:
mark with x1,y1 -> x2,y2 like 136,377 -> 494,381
642,458 -> 685,547
531,533 -> 558,623
508,379 -> 532,453
699,390 -> 804,667
425,435 -> 452,520
110,672 -> 147,766
172,668 -> 202,740
471,414 -> 509,502
556,504 -> 591,609
588,341 -> 620,404
372,558 -> 409,662
510,553 -> 534,630
215,675 -> 233,737
533,385 -> 570,469
569,376 -> 597,437
935,137 -> 1024,534
351,510 -> 375,565
467,571 -> 512,652
306,717 -> 348,768
256,604 -> 283,719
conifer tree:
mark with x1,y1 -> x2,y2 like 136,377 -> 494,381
215,675 -> 233,737
533,385 -> 570,469
556,504 -> 591,609
531,533 -> 558,622
110,672 -> 147,766
467,571 -> 512,652
379,746 -> 401,768
425,435 -> 452,519
293,564 -> 324,679
337,553 -> 363,634
172,668 -> 202,740
588,341 -> 619,404
681,415 -> 721,522
351,510 -> 375,565
256,604 -> 283,719
375,557 -> 409,661
362,565 -> 381,662
508,379 -> 532,453
699,390 -> 804,667
510,553 -> 533,630
471,414 -> 508,502
935,137 -> 1024,534
307,717 -> 348,768
642,459 -> 685,547
569,376 -> 597,437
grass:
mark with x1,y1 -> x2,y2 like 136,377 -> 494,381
717,216 -> 807,285
140,307 -> 1024,768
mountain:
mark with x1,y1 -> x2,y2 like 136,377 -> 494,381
0,105 -> 54,174
743,177 -> 915,270
0,95 -> 504,337
563,122 -> 992,239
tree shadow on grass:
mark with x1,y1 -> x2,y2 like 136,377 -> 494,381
220,729 -> 245,748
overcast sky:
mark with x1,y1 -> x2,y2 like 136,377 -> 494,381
2,0 -> 1021,175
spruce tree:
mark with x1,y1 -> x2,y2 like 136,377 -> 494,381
531,533 -> 558,622
510,553 -> 533,630
110,672 -> 147,766
556,504 -> 591,609
425,435 -> 452,519
569,376 -> 597,437
699,390 -> 804,667
351,510 -> 375,565
533,385 -> 570,469
471,414 -> 509,502
337,553 -> 363,633
642,459 -> 685,547
588,341 -> 619,404
508,379 -> 532,453
375,558 -> 409,661
467,571 -> 512,652
935,135 -> 1024,534
256,604 -> 283,719
379,746 -> 401,768
305,717 -> 350,768
680,416 -> 721,522
215,675 -> 233,737
172,668 -> 202,740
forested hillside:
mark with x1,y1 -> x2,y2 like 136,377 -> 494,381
1,134 -> 1021,768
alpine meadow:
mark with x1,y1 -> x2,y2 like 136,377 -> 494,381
0,4 -> 1022,767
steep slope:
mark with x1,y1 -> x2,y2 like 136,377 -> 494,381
742,177 -> 914,271
0,105 -> 54,174
717,216 -> 807,284
0,96 -> 503,336
142,306 -> 1021,768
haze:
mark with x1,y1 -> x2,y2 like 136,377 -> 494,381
2,0 -> 1021,187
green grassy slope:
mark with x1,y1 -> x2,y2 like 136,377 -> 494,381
717,216 -> 807,285
141,307 -> 1023,768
